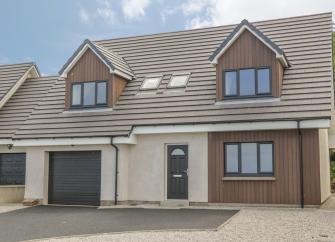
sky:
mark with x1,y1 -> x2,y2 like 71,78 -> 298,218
0,0 -> 334,75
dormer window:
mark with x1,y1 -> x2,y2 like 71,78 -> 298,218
71,81 -> 107,108
168,74 -> 189,88
141,77 -> 161,90
223,67 -> 271,98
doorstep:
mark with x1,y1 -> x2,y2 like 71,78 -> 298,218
160,199 -> 189,207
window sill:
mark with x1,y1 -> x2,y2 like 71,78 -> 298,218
215,97 -> 280,106
222,177 -> 276,181
63,108 -> 113,114
0,185 -> 25,188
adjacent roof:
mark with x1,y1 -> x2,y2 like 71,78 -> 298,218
11,12 -> 334,139
59,39 -> 135,80
0,76 -> 57,139
209,19 -> 289,67
0,62 -> 40,108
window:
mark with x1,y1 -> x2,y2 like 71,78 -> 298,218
141,77 -> 161,90
168,75 -> 189,88
239,69 -> 255,96
224,142 -> 274,176
224,71 -> 237,96
223,67 -> 271,98
257,68 -> 271,94
71,81 -> 107,108
0,153 -> 26,185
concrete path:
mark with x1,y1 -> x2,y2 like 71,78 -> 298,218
0,206 -> 238,242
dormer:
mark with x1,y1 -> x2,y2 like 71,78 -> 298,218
59,39 -> 134,110
209,20 -> 289,101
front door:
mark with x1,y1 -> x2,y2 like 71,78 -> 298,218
167,145 -> 188,199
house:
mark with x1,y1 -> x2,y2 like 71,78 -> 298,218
0,12 -> 333,207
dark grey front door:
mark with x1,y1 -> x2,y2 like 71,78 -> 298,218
167,145 -> 188,199
48,151 -> 101,206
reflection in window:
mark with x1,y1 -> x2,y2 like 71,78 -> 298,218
239,69 -> 255,96
72,84 -> 82,106
141,77 -> 161,89
83,82 -> 95,106
168,75 -> 189,87
257,68 -> 271,94
224,71 -> 237,96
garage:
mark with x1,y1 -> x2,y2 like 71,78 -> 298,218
48,151 -> 101,206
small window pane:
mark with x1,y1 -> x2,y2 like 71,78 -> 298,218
72,84 -> 82,106
241,143 -> 257,174
83,82 -> 95,106
257,69 -> 270,94
224,71 -> 237,96
239,69 -> 255,96
171,148 -> 185,156
169,75 -> 188,87
141,77 -> 160,89
260,144 -> 273,173
225,144 -> 239,173
97,82 -> 107,104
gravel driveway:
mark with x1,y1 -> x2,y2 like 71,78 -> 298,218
34,208 -> 335,242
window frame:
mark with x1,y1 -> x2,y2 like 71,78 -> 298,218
223,67 -> 272,99
140,76 -> 162,90
224,141 -> 274,177
167,74 -> 190,88
70,80 -> 108,109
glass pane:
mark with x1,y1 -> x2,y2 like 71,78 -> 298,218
83,82 -> 95,106
169,75 -> 188,87
241,143 -> 257,174
224,71 -> 237,96
171,148 -> 185,156
72,84 -> 81,106
142,77 -> 160,89
257,69 -> 270,94
240,69 -> 255,96
97,82 -> 107,104
225,144 -> 239,173
260,144 -> 273,173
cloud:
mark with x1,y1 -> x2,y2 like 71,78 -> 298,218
78,0 -> 117,25
160,7 -> 179,23
121,0 -> 151,20
79,6 -> 90,24
178,0 -> 335,29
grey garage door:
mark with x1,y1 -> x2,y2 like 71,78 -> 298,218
49,151 -> 101,206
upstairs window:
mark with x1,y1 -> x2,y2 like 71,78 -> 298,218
223,67 -> 271,98
141,77 -> 161,90
168,74 -> 189,88
71,81 -> 107,108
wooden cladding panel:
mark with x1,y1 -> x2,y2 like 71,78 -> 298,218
65,48 -> 127,109
208,129 -> 321,205
216,30 -> 284,100
112,75 -> 127,105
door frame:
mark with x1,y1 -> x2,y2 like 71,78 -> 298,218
165,144 -> 189,200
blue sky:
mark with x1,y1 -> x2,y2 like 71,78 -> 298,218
0,0 -> 334,75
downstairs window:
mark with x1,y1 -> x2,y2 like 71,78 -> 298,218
224,142 -> 274,176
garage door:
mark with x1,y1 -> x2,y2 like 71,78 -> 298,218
49,151 -> 101,206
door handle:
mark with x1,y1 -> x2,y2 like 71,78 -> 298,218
172,174 -> 182,178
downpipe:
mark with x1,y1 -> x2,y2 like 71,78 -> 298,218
111,138 -> 119,206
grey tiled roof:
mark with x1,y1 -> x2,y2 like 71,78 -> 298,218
59,39 -> 134,79
6,12 -> 333,139
0,62 -> 38,102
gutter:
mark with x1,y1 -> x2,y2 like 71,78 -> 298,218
110,137 -> 119,205
297,121 -> 304,208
